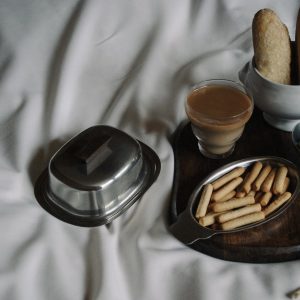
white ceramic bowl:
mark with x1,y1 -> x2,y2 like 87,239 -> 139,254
239,58 -> 300,132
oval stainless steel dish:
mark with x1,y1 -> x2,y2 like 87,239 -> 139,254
169,156 -> 300,245
34,125 -> 161,227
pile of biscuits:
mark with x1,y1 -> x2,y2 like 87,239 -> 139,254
252,8 -> 300,84
195,161 -> 292,231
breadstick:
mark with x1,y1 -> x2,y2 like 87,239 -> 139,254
241,162 -> 263,194
263,192 -> 292,216
211,195 -> 255,213
272,166 -> 288,195
211,167 -> 245,190
199,212 -> 222,227
212,177 -> 243,202
252,165 -> 272,191
195,184 -> 213,218
261,168 -> 276,192
217,203 -> 262,223
212,167 -> 245,191
221,211 -> 265,230
259,191 -> 273,206
252,9 -> 291,84
282,177 -> 290,193
218,190 -> 236,202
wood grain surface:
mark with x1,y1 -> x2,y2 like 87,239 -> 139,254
169,108 -> 300,263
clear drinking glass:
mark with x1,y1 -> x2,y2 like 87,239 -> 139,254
185,79 -> 253,159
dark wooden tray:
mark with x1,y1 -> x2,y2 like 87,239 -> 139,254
168,108 -> 300,263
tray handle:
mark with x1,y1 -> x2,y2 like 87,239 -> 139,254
169,209 -> 216,244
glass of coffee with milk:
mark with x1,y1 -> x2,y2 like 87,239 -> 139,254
185,79 -> 253,159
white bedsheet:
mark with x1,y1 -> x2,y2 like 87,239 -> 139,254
1,0 -> 300,299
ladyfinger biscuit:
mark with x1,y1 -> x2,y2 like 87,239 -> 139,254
217,203 -> 262,224
252,164 -> 272,192
272,166 -> 288,195
252,9 -> 291,84
263,192 -> 291,216
261,168 -> 276,192
211,195 -> 255,213
221,211 -> 265,231
240,162 -> 263,194
195,184 -> 213,218
211,167 -> 245,190
211,177 -> 243,202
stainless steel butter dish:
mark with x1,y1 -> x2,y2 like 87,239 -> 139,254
34,125 -> 161,227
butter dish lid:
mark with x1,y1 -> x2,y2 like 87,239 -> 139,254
34,125 -> 161,227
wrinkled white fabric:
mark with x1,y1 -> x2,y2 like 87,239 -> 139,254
0,0 -> 300,299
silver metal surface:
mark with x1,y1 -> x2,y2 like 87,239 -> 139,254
34,125 -> 161,226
